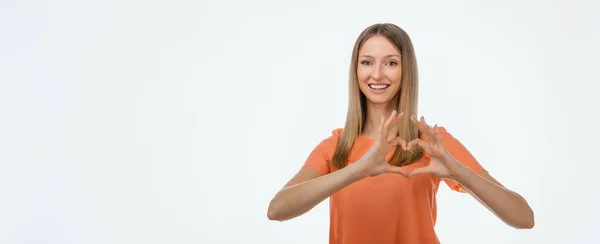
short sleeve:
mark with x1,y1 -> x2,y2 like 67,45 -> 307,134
438,127 -> 486,193
302,128 -> 341,175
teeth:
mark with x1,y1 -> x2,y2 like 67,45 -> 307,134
369,84 -> 390,90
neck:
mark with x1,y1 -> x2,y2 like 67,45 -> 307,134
363,95 -> 400,136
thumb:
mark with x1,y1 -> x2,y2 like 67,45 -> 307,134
387,165 -> 409,177
407,166 -> 431,178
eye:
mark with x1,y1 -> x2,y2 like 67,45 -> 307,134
360,60 -> 372,66
387,61 -> 398,66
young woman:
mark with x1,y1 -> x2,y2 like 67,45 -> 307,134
267,23 -> 534,244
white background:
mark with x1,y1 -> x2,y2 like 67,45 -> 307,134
1,0 -> 599,243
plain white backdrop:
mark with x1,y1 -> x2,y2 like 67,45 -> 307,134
1,0 -> 599,243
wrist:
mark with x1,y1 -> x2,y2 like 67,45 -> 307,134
352,155 -> 378,180
441,151 -> 471,181
354,159 -> 372,180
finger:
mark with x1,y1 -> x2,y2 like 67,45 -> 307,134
406,138 -> 430,153
409,115 -> 424,131
420,116 -> 438,138
382,110 -> 398,139
410,115 -> 434,141
421,122 -> 443,146
408,166 -> 432,178
420,116 -> 430,127
386,111 -> 404,142
409,115 -> 429,131
430,124 -> 443,142
387,165 -> 408,177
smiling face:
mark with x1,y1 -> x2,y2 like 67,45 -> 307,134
357,35 -> 403,105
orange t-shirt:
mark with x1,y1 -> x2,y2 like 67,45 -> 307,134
302,126 -> 485,244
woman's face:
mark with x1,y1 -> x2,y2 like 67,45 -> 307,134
357,35 -> 402,105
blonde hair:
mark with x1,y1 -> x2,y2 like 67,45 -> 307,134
331,23 -> 424,170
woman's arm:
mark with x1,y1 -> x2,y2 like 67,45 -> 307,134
403,115 -> 535,229
267,161 -> 366,221
447,156 -> 535,229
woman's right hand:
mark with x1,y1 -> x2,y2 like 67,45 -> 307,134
358,110 -> 409,178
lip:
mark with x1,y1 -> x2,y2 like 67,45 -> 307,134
368,83 -> 390,94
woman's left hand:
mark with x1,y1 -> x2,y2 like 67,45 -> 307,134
401,115 -> 465,179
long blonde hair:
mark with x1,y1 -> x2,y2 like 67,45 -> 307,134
331,23 -> 424,170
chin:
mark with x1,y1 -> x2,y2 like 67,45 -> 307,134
363,94 -> 394,105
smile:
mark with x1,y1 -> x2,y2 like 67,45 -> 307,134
368,84 -> 390,90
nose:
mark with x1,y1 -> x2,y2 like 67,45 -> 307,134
372,63 -> 384,81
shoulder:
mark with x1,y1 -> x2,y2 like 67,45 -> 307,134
421,125 -> 455,143
435,126 -> 465,147
331,128 -> 343,139
303,128 -> 344,175
436,126 -> 452,140
310,128 -> 343,152
319,128 -> 343,149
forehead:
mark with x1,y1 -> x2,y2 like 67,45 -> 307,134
359,35 -> 400,57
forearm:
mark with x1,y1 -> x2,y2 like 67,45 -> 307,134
268,161 -> 366,221
449,157 -> 534,229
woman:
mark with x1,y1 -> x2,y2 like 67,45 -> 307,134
267,23 -> 534,244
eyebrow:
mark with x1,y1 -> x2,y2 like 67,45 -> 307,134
359,54 -> 401,59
